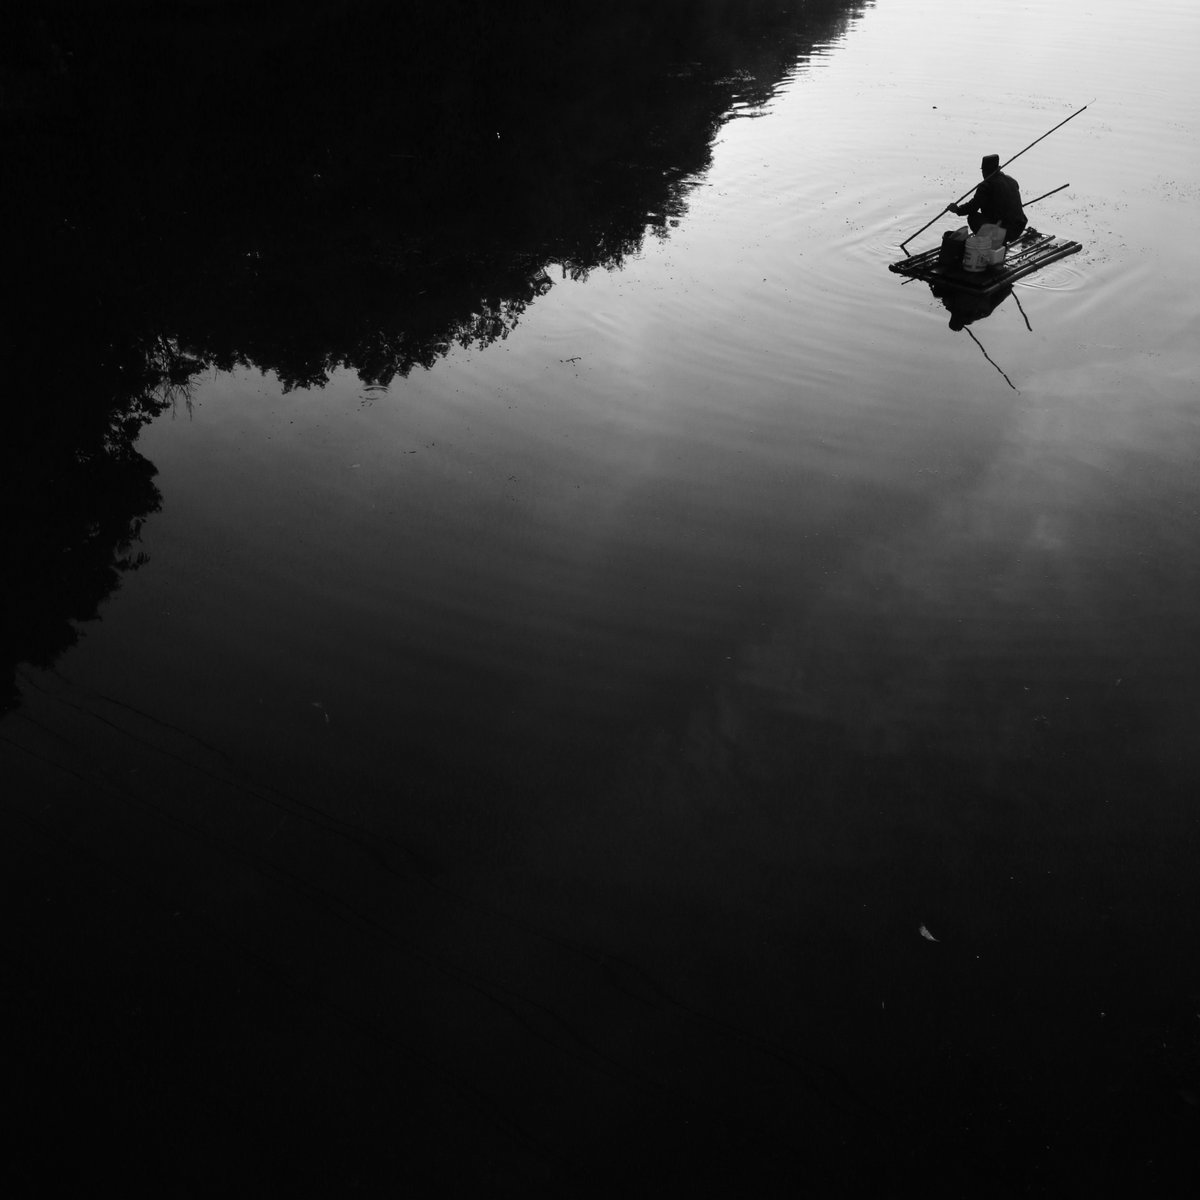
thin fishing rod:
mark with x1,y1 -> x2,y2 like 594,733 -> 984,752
899,102 -> 1091,252
993,102 -> 1091,181
1022,182 -> 1070,207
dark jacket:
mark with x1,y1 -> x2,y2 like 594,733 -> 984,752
959,171 -> 1027,238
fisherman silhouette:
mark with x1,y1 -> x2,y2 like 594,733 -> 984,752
946,154 -> 1027,243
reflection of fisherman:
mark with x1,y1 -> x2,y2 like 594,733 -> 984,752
945,154 -> 1027,242
931,282 -> 1013,331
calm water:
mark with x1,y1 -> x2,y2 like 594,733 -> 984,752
5,0 -> 1200,1191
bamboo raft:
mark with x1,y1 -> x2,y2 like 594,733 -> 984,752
889,230 -> 1083,295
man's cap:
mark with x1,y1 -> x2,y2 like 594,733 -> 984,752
981,154 -> 1000,173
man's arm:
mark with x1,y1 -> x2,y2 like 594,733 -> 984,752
946,182 -> 984,217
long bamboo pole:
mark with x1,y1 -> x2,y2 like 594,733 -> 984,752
899,103 -> 1091,252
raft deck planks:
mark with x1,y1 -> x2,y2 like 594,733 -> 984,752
888,232 -> 1083,295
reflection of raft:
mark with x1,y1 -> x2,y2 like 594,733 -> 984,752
888,230 -> 1083,295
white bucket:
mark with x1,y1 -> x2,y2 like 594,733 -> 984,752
963,234 -> 991,272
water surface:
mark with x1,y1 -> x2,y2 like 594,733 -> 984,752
4,0 -> 1200,1191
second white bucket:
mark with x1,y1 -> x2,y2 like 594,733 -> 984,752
963,234 -> 991,272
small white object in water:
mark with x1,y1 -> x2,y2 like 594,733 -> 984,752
919,925 -> 939,942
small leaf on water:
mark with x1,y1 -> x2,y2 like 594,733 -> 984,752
919,925 -> 939,942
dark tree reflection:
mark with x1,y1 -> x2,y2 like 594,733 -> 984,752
0,323 -> 202,709
2,0 -> 865,696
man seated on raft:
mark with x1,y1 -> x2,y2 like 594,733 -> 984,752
946,154 -> 1028,243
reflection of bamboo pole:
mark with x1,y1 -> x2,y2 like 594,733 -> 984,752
900,102 -> 1091,252
1012,288 -> 1033,332
965,327 -> 1018,392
